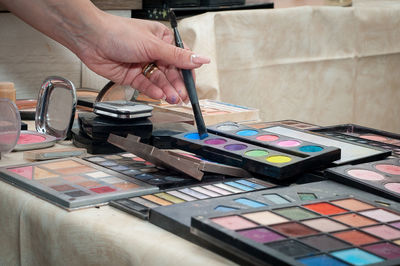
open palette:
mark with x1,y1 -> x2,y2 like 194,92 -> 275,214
0,158 -> 158,209
313,124 -> 400,158
191,195 -> 400,266
84,152 -> 239,189
262,125 -> 391,165
111,178 -> 274,219
172,123 -> 340,179
244,120 -> 320,131
326,158 -> 400,202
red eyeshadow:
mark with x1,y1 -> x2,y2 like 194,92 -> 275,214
90,186 -> 116,194
304,202 -> 347,215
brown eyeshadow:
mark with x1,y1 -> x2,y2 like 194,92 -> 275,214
332,230 -> 379,245
270,222 -> 319,237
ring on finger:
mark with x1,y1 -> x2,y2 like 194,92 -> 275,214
142,63 -> 158,79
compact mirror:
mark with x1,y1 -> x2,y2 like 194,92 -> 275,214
0,98 -> 21,157
35,76 -> 77,140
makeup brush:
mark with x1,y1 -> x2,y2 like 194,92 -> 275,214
169,10 -> 208,139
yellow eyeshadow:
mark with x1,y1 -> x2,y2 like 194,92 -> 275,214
266,155 -> 292,163
155,192 -> 185,204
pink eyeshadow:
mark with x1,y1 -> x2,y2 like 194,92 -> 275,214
8,166 -> 33,179
17,133 -> 46,144
347,169 -> 385,181
211,215 -> 257,230
375,164 -> 400,175
256,135 -> 279,142
277,140 -> 301,147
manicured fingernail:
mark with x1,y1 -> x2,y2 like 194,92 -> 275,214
191,54 -> 211,64
171,96 -> 177,104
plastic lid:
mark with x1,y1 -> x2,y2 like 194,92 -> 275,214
0,98 -> 21,154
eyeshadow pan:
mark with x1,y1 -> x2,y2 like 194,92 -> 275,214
304,202 -> 347,215
390,221 -> 400,229
224,144 -> 247,151
375,164 -> 400,175
277,140 -> 301,147
332,213 -> 378,227
236,130 -> 258,136
142,195 -> 172,206
56,166 -> 95,175
362,225 -> 400,240
299,145 -> 323,153
154,192 -> 185,204
331,248 -> 384,265
234,198 -> 266,208
65,190 -> 90,197
331,198 -> 375,211
235,180 -> 265,190
237,227 -> 285,243
179,188 -> 209,199
214,206 -> 239,212
256,134 -> 279,142
263,194 -> 290,204
202,185 -> 232,195
333,230 -> 379,245
300,234 -> 350,251
363,242 -> 400,259
77,181 -> 101,188
224,181 -> 254,192
191,187 -> 221,197
130,196 -> 159,208
90,186 -> 116,194
266,155 -> 292,163
211,215 -> 257,230
86,156 -> 106,162
347,169 -> 385,181
214,183 -> 243,193
33,167 -> 59,179
50,184 -> 75,192
297,193 -> 317,201
101,177 -> 125,184
204,138 -> 227,145
41,160 -> 83,169
242,211 -> 289,226
167,190 -> 197,201
86,171 -> 110,178
360,209 -> 400,223
302,218 -> 348,233
113,182 -> 140,190
274,207 -> 318,221
266,239 -> 317,257
63,175 -> 87,183
298,254 -> 349,266
270,222 -> 319,237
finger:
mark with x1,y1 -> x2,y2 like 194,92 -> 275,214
146,66 -> 182,104
130,74 -> 166,100
158,63 -> 189,104
152,43 -> 210,70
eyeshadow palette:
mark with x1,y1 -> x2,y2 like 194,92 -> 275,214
172,126 -> 340,179
244,120 -> 320,131
111,177 -> 275,219
313,124 -> 400,158
191,195 -> 400,266
0,158 -> 158,209
326,158 -> 400,202
151,99 -> 260,125
84,152 -> 234,189
263,126 -> 391,165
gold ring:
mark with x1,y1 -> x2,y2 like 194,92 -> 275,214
142,63 -> 158,79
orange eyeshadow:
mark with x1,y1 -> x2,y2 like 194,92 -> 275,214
113,182 -> 140,190
304,202 -> 347,215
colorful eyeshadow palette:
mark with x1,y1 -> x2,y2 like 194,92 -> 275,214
111,177 -> 275,219
172,125 -> 340,179
263,125 -> 391,165
191,196 -> 400,266
326,158 -> 400,202
244,120 -> 320,131
84,152 -> 233,189
313,124 -> 400,158
0,158 -> 158,209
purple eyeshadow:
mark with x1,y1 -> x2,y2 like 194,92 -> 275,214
224,144 -> 248,151
204,138 -> 227,145
237,228 -> 285,243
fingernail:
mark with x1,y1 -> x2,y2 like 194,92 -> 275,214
184,98 -> 190,104
191,54 -> 211,64
171,96 -> 177,104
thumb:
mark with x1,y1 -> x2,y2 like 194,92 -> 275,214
155,43 -> 210,69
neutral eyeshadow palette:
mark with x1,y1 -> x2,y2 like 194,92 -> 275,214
84,152 -> 239,189
244,120 -> 320,131
313,124 -> 400,158
0,158 -> 158,209
191,195 -> 400,266
148,180 -> 384,243
263,125 -> 391,165
110,178 -> 275,219
172,124 -> 340,179
326,158 -> 400,202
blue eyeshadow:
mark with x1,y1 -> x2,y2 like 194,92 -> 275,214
214,205 -> 239,212
263,194 -> 290,204
331,248 -> 384,265
236,130 -> 258,136
299,145 -> 324,153
298,254 -> 349,266
224,181 -> 254,192
235,179 -> 265,189
234,198 -> 266,208
184,133 -> 200,139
